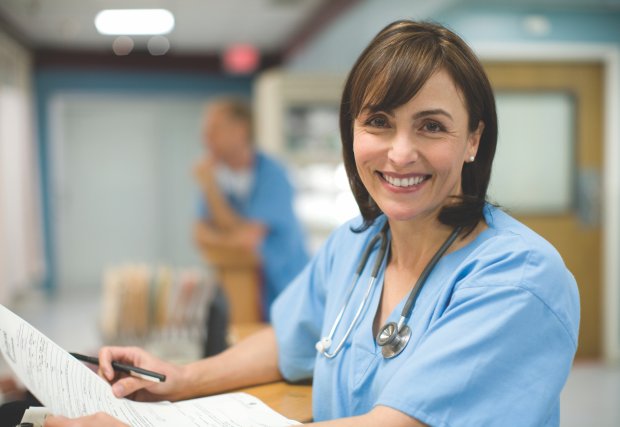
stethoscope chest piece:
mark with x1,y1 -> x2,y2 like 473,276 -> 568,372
376,321 -> 412,359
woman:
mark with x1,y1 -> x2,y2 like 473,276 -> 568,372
46,20 -> 579,427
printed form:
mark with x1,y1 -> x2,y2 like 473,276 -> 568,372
0,304 -> 299,426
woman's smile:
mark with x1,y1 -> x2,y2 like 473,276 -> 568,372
378,171 -> 430,191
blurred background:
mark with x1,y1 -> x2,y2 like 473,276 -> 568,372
0,0 -> 619,424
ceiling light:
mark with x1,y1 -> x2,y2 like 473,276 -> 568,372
523,15 -> 551,37
95,9 -> 175,35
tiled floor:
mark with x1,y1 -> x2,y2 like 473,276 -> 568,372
2,288 -> 620,425
560,361 -> 620,426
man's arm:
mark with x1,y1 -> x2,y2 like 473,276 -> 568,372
193,157 -> 268,262
194,221 -> 266,255
193,157 -> 245,230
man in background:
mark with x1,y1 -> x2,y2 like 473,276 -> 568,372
193,97 -> 308,355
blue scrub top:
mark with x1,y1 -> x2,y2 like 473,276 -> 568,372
200,151 -> 309,318
271,205 -> 580,426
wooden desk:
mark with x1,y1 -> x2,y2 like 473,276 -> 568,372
243,381 -> 313,423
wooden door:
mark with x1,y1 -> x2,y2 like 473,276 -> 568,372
483,62 -> 603,359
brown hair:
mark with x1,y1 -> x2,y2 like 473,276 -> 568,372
209,96 -> 254,143
340,20 -> 497,232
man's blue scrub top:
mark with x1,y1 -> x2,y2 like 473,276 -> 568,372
271,205 -> 579,426
200,151 -> 308,318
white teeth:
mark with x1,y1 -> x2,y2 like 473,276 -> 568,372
383,174 -> 425,187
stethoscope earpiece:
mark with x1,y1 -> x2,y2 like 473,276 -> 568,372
315,337 -> 332,354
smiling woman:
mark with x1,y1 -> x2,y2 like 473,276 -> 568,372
340,25 -> 496,239
352,69 -> 483,225
37,20 -> 579,427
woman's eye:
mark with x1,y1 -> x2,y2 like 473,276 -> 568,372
423,121 -> 444,133
367,116 -> 389,128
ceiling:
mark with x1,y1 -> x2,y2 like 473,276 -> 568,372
0,0 -> 348,56
0,0 -> 617,72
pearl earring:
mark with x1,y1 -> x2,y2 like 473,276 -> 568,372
469,156 -> 475,163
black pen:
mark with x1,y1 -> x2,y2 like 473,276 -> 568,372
70,352 -> 166,383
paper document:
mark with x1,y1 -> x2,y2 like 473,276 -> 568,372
0,304 -> 299,426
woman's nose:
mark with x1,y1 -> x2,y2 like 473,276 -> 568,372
387,132 -> 418,166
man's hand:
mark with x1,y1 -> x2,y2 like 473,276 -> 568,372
193,156 -> 217,190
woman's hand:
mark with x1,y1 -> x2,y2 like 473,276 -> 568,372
44,413 -> 128,427
98,346 -> 187,402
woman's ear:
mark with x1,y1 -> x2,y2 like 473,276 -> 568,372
466,120 -> 485,161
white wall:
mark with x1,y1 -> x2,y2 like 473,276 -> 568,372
0,29 -> 45,305
50,94 -> 205,289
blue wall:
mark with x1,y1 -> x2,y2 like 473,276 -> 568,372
286,0 -> 620,72
437,7 -> 620,43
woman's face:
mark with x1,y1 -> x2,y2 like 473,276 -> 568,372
353,69 -> 483,224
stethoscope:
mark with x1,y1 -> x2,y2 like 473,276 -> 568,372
315,223 -> 461,359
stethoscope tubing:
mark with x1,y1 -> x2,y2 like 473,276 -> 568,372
319,226 -> 389,359
318,222 -> 461,360
322,275 -> 380,358
399,226 -> 462,319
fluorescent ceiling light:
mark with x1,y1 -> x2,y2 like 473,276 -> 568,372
95,9 -> 175,35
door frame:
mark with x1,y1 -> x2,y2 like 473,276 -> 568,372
473,41 -> 620,362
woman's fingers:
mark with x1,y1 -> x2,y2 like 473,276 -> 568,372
95,346 -> 180,401
98,346 -> 143,382
44,415 -> 70,427
110,375 -> 151,398
44,413 -> 129,427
